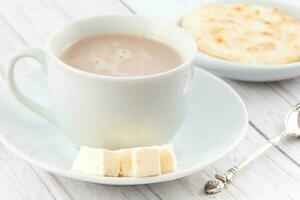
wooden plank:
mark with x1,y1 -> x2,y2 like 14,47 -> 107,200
0,0 -> 68,46
31,168 -> 73,200
52,0 -> 131,18
0,15 -> 32,77
120,0 -> 187,21
0,143 -> 57,200
51,176 -> 161,200
227,80 -> 300,164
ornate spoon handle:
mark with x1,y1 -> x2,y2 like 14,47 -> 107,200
204,131 -> 287,194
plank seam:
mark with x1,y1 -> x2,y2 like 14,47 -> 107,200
51,175 -> 75,200
249,121 -> 300,168
44,0 -> 72,20
267,83 -> 298,105
118,0 -> 137,14
145,185 -> 164,200
0,14 -> 27,44
132,186 -> 155,200
29,166 -> 58,200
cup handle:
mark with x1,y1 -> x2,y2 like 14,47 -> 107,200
5,47 -> 55,124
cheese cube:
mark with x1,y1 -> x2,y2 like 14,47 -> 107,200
160,145 -> 177,174
118,149 -> 132,177
131,146 -> 161,177
103,150 -> 121,177
72,146 -> 120,177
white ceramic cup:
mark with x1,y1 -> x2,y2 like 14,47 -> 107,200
5,15 -> 197,149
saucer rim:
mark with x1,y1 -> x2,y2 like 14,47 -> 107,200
0,67 -> 248,185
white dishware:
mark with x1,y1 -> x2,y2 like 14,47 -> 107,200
0,68 -> 248,185
176,0 -> 300,82
5,15 -> 197,148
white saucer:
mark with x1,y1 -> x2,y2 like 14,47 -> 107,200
0,68 -> 248,185
176,0 -> 300,82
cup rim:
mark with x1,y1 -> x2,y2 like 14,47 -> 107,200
47,15 -> 197,81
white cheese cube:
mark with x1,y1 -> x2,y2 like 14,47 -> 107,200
72,146 -> 120,177
118,149 -> 132,177
103,150 -> 121,177
131,146 -> 161,177
160,145 -> 177,174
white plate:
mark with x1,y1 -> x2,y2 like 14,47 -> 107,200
0,68 -> 248,185
176,0 -> 300,82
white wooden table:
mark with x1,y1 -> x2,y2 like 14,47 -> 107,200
0,0 -> 299,199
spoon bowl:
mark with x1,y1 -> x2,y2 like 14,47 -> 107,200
284,103 -> 300,137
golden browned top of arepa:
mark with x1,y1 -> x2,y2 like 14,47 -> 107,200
181,4 -> 300,64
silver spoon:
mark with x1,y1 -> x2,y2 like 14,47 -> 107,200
204,103 -> 300,194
